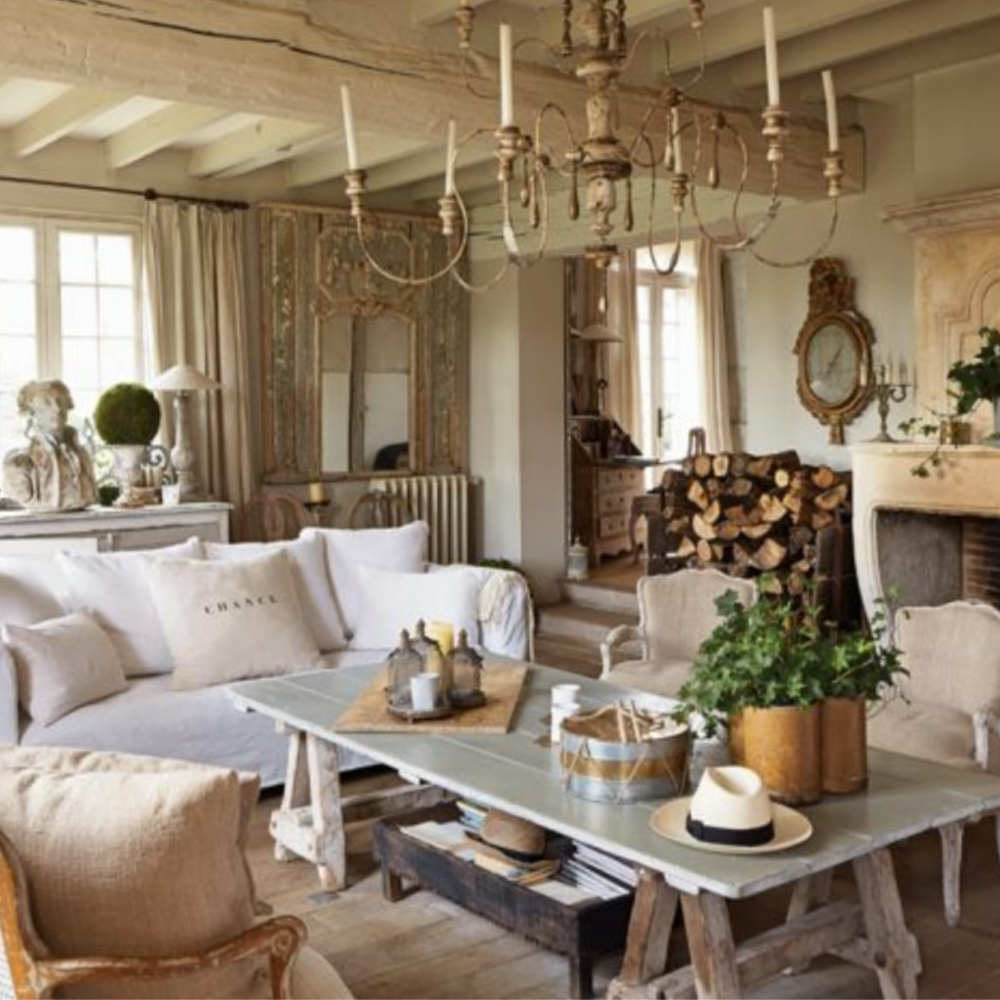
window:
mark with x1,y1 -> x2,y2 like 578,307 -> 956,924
0,219 -> 143,460
635,243 -> 699,460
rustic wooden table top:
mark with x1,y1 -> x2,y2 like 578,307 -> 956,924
229,661 -> 1000,900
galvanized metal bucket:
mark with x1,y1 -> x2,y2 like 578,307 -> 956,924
559,705 -> 690,803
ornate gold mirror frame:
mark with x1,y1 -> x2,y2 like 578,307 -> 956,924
259,205 -> 469,483
793,257 -> 875,445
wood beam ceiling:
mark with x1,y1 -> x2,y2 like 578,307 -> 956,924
105,103 -> 231,168
12,88 -> 130,156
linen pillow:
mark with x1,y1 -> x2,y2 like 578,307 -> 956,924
146,549 -> 325,691
0,557 -> 64,627
57,539 -> 202,677
350,564 -> 481,650
302,520 -> 429,637
0,745 -> 265,1000
3,611 -> 127,725
203,535 -> 346,652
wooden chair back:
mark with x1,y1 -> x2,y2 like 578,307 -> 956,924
638,567 -> 756,662
240,491 -> 317,542
348,490 -> 414,530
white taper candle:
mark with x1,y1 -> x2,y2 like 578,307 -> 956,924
445,119 -> 457,196
763,7 -> 780,108
822,69 -> 840,152
340,84 -> 360,171
671,107 -> 683,174
499,23 -> 515,128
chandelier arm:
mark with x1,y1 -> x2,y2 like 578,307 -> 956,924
535,101 -> 581,167
497,166 -> 551,266
747,197 -> 841,269
658,24 -> 707,95
460,49 -> 501,102
638,138 -> 684,278
352,194 -> 471,288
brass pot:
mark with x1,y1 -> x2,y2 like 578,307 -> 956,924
741,705 -> 822,806
728,711 -> 745,766
939,417 -> 972,445
821,697 -> 868,795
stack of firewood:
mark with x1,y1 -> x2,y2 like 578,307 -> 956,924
653,450 -> 851,593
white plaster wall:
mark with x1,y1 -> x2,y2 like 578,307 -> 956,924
737,95 -> 916,468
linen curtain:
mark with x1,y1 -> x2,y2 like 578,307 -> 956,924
143,200 -> 253,510
694,237 -> 733,452
606,251 -> 642,443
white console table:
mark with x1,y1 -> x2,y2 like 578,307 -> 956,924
0,502 -> 232,555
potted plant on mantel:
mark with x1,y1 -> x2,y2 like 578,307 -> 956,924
948,325 -> 1000,435
674,580 -> 906,805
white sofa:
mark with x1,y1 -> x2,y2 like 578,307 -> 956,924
0,523 -> 532,787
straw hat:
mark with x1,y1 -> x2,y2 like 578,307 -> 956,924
650,766 -> 812,854
480,808 -> 547,862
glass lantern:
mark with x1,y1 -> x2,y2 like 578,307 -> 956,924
386,630 -> 425,716
447,629 -> 485,709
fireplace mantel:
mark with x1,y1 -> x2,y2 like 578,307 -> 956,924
852,443 -> 1000,615
881,187 -> 1000,237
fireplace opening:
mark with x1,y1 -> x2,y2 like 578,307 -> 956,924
876,510 -> 1000,611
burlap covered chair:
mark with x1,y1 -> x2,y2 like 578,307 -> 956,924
867,600 -> 1000,928
599,568 -> 756,698
0,746 -> 352,1000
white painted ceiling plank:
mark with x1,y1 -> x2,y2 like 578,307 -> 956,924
288,135 -> 435,188
105,103 -> 231,168
11,87 -> 131,157
188,119 -> 331,178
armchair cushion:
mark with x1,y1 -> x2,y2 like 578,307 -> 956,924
287,945 -> 353,999
867,697 -> 977,772
0,746 -> 265,999
604,658 -> 691,700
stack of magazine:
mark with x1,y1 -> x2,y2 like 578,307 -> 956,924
558,843 -> 637,900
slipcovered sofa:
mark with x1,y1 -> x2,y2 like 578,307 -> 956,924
0,521 -> 532,787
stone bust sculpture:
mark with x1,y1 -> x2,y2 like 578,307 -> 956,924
2,379 -> 97,511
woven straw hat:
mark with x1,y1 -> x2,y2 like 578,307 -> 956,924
480,808 -> 546,861
650,765 -> 812,854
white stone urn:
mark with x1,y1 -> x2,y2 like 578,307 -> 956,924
110,444 -> 146,506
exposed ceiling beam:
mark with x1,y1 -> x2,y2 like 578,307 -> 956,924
105,102 -> 230,168
0,0 -> 859,201
729,0 -> 1000,92
410,0 -> 481,28
363,141 -> 496,193
188,120 -> 331,178
287,135 -> 433,188
11,87 -> 130,157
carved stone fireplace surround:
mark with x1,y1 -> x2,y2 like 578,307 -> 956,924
853,188 -> 1000,617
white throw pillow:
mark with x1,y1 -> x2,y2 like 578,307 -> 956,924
301,520 -> 429,637
350,564 -> 481,651
146,550 -> 325,691
0,558 -> 64,626
57,539 -> 202,677
3,612 -> 128,726
203,536 -> 346,652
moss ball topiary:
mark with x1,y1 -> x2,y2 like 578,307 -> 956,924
94,383 -> 161,445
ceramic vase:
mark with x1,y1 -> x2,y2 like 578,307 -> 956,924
741,704 -> 822,806
820,696 -> 868,795
111,444 -> 146,507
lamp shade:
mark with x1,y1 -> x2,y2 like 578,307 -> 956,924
151,363 -> 221,392
570,323 -> 623,343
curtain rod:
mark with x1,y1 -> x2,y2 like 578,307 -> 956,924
0,174 -> 249,211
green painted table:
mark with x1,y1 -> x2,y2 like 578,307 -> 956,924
229,663 -> 1000,999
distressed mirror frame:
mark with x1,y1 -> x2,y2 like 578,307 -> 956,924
793,257 -> 875,445
259,204 -> 469,483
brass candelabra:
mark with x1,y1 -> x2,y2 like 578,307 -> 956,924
869,364 -> 910,443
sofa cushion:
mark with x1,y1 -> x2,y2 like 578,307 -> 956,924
57,539 -> 202,677
0,745 -> 265,999
0,557 -> 64,626
147,550 -> 325,691
3,611 -> 127,725
301,521 -> 429,637
350,565 -> 480,651
204,536 -> 346,652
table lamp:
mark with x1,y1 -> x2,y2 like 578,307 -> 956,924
151,363 -> 221,501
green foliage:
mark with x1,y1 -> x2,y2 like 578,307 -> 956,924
94,383 -> 161,445
674,579 -> 907,737
97,483 -> 120,506
948,326 -> 1000,415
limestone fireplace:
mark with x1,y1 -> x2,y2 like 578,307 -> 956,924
854,188 -> 1000,616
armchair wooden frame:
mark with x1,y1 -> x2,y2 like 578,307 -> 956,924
0,830 -> 305,1000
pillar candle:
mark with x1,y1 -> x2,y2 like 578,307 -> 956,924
821,69 -> 840,152
308,481 -> 327,504
340,84 -> 360,170
763,7 -> 780,108
425,621 -> 455,655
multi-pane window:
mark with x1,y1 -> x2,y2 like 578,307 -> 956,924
0,220 -> 143,462
635,244 -> 699,461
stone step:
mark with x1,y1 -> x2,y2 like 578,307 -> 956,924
536,601 -> 636,646
561,578 -> 639,616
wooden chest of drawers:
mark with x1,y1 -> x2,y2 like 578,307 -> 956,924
572,450 -> 645,566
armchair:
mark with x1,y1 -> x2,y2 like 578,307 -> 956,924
0,746 -> 352,1000
867,600 -> 1000,927
599,568 -> 756,698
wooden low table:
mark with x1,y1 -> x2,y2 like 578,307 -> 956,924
229,663 -> 1000,999
372,802 -> 634,999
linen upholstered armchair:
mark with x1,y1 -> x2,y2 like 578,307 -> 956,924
867,600 -> 1000,928
599,568 -> 757,698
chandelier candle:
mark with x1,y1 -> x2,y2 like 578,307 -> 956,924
445,119 -> 457,196
340,85 -> 360,171
822,70 -> 840,153
671,106 -> 684,174
499,23 -> 515,128
763,7 -> 781,108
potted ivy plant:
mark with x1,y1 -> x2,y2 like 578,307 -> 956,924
674,583 -> 828,806
947,325 -> 1000,436
817,597 -> 905,794
93,383 -> 161,505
